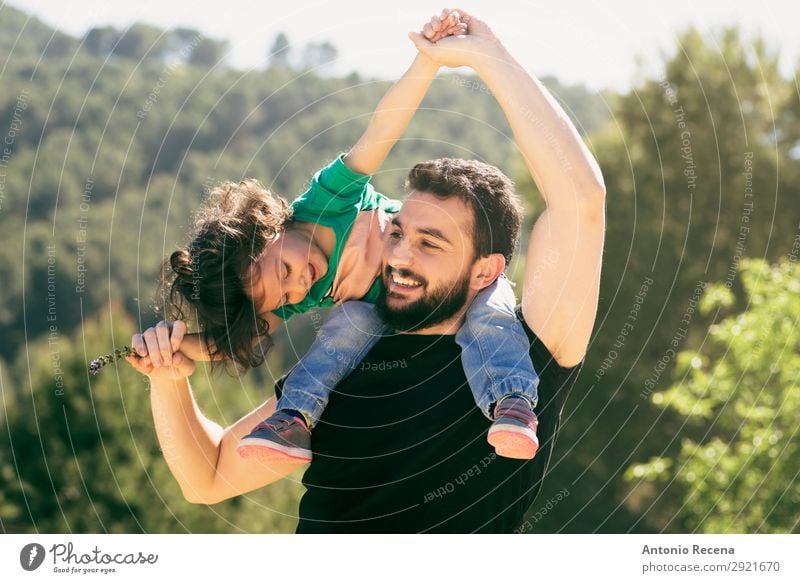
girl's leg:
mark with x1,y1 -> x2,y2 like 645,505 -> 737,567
456,274 -> 540,418
276,301 -> 387,427
238,301 -> 387,462
456,275 -> 540,459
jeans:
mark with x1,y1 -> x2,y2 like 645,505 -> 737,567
274,275 -> 539,427
455,274 -> 539,417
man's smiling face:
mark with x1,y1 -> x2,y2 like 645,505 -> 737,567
377,191 -> 479,333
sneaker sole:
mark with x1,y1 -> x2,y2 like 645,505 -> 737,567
237,439 -> 312,463
487,427 -> 539,460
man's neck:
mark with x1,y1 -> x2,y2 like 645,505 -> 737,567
399,304 -> 470,336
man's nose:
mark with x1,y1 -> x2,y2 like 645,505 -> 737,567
387,238 -> 413,267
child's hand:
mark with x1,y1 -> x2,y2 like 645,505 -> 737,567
420,9 -> 467,44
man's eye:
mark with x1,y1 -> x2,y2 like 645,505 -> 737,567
389,231 -> 402,240
283,262 -> 291,279
422,241 -> 439,249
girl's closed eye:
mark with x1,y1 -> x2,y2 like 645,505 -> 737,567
279,262 -> 291,305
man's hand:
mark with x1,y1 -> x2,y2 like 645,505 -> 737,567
126,320 -> 196,382
409,9 -> 502,69
420,8 -> 467,43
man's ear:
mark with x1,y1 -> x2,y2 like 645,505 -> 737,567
470,253 -> 506,291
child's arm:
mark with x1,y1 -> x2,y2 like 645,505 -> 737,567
342,12 -> 464,176
174,49 -> 448,361
177,312 -> 283,363
180,12 -> 464,361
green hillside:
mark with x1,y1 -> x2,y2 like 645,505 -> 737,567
2,2 -> 797,533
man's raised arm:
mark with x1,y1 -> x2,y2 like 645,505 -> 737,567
411,11 -> 606,367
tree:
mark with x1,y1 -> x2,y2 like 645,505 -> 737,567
188,37 -> 229,68
521,26 -> 799,534
300,41 -> 338,71
43,31 -> 77,58
167,27 -> 203,63
625,257 -> 800,532
0,302 -> 304,533
269,32 -> 291,68
83,26 -> 118,57
112,23 -> 169,62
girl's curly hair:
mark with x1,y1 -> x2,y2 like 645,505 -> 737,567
158,178 -> 293,375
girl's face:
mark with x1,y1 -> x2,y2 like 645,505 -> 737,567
245,226 -> 328,315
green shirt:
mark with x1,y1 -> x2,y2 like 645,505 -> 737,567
272,154 -> 402,320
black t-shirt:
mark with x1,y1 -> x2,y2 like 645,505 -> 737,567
274,307 -> 582,533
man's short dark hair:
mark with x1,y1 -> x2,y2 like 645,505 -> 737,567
405,158 -> 523,265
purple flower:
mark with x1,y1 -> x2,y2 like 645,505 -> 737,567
88,346 -> 137,375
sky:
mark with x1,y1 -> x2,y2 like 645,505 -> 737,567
6,0 -> 800,92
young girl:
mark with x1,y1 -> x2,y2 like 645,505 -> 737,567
158,11 -> 541,462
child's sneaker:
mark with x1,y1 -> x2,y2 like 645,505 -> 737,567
487,395 -> 539,460
237,410 -> 312,463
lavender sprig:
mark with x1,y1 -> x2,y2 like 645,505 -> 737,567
88,346 -> 138,375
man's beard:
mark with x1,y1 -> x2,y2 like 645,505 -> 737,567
376,266 -> 472,333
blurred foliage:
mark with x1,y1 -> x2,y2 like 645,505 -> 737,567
0,302 -> 303,533
625,258 -> 800,532
530,25 -> 800,534
0,3 -> 797,533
